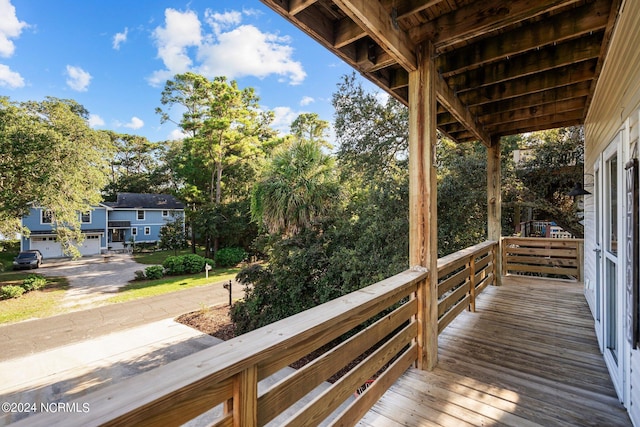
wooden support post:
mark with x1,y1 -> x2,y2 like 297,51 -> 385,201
409,41 -> 438,371
233,366 -> 257,427
487,137 -> 502,286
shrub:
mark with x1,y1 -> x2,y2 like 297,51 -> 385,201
215,247 -> 247,268
134,270 -> 146,281
145,265 -> 164,280
182,254 -> 205,274
204,258 -> 216,269
1,285 -> 25,300
21,274 -> 47,292
163,255 -> 185,275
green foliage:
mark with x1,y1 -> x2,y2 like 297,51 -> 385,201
1,285 -> 25,300
251,138 -> 340,236
182,254 -> 206,274
134,270 -> 146,281
144,265 -> 164,280
214,247 -> 247,267
0,97 -> 113,256
21,274 -> 47,292
162,254 -> 209,275
158,219 -> 187,254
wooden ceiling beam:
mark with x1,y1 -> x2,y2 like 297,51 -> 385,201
435,74 -> 491,146
448,33 -> 603,94
333,0 -> 417,71
334,18 -> 367,48
289,0 -> 319,15
478,97 -> 586,127
436,0 -> 611,77
459,60 -> 596,107
487,110 -> 584,135
410,0 -> 580,50
469,81 -> 591,117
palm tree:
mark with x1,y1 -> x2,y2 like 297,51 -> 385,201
251,139 -> 339,236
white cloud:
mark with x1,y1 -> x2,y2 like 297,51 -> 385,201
149,8 -> 305,86
65,65 -> 92,91
270,106 -> 299,135
88,114 -> 105,128
0,0 -> 27,58
168,128 -> 187,140
148,8 -> 202,86
113,27 -> 128,50
0,63 -> 24,88
124,116 -> 144,130
300,96 -> 314,106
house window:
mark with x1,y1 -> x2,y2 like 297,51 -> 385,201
41,210 -> 53,224
162,210 -> 169,217
137,210 -> 145,220
131,227 -> 137,236
81,211 -> 91,223
144,226 -> 151,235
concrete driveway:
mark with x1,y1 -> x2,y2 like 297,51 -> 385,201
38,254 -> 148,309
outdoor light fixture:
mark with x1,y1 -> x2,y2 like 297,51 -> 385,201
568,182 -> 592,197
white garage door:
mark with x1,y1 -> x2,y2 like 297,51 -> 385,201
78,235 -> 101,256
30,236 -> 63,259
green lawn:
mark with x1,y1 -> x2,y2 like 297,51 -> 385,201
107,267 -> 240,303
0,277 -> 69,324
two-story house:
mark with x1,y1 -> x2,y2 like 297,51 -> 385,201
20,193 -> 184,258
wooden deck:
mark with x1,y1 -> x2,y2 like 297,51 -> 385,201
359,276 -> 632,427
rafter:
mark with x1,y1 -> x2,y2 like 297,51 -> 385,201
459,60 -> 597,107
333,0 -> 417,71
410,0 -> 581,49
290,0 -> 319,15
447,33 -> 603,94
435,0 -> 611,77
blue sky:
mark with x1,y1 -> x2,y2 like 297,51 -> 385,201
0,0 -> 375,143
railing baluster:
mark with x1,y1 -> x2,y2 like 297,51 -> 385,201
469,255 -> 476,312
234,366 -> 258,427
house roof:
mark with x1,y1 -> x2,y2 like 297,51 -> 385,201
260,0 -> 621,145
104,193 -> 184,210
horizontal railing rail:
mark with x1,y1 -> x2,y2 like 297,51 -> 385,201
18,241 -> 500,427
502,237 -> 584,281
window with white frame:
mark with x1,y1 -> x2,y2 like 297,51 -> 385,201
162,210 -> 169,217
144,226 -> 151,235
131,227 -> 137,236
41,210 -> 53,224
81,211 -> 91,223
137,210 -> 145,220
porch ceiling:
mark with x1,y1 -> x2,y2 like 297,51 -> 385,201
260,0 -> 621,145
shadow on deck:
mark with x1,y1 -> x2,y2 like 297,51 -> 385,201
360,276 -> 631,427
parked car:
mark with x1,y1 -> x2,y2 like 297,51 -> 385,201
13,250 -> 43,270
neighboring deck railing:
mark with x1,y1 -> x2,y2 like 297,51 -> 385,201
502,236 -> 584,281
19,241 -> 499,427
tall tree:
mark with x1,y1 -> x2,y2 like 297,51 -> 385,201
157,73 -> 274,255
103,132 -> 167,200
290,113 -> 331,147
0,97 -> 113,256
251,138 -> 340,236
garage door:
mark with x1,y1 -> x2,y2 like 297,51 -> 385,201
30,237 -> 63,259
78,235 -> 101,256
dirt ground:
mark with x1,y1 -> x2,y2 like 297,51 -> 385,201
176,305 -> 236,341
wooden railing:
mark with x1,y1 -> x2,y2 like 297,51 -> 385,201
437,241 -> 497,333
502,237 -> 584,281
18,241 -> 499,427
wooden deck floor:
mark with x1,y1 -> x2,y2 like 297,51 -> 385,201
359,276 -> 632,427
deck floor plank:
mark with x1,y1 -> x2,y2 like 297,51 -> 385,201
359,276 -> 631,427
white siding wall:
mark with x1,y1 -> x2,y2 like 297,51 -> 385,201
584,0 -> 640,424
